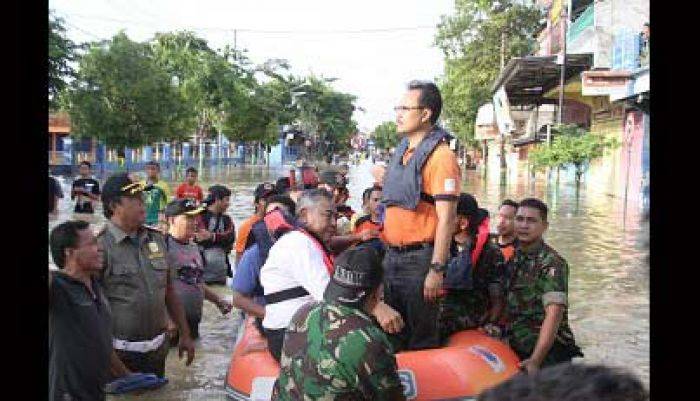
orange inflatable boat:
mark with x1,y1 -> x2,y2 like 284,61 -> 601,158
224,317 -> 520,400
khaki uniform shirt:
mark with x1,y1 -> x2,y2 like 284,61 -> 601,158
98,221 -> 174,341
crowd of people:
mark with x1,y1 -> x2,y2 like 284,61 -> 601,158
48,81 -> 647,401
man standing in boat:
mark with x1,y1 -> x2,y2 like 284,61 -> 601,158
506,198 -> 583,373
272,245 -> 406,401
98,173 -> 195,378
381,80 -> 461,351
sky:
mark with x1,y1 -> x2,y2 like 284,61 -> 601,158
49,0 -> 455,133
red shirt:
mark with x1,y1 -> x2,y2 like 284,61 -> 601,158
176,183 -> 204,202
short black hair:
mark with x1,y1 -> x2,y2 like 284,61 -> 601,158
500,199 -> 519,210
208,184 -> 231,201
518,198 -> 548,222
185,167 -> 197,175
265,194 -> 296,216
79,161 -> 91,168
145,161 -> 160,169
407,80 -> 442,125
50,220 -> 90,269
477,363 -> 648,401
362,185 -> 382,205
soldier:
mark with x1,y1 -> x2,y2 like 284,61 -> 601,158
492,199 -> 519,262
272,245 -> 406,401
440,193 -> 505,340
98,173 -> 195,379
506,198 -> 583,374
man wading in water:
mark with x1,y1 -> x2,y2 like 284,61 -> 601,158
98,173 -> 195,379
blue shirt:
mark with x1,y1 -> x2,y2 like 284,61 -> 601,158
231,244 -> 265,305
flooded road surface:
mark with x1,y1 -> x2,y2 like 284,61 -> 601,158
49,161 -> 648,399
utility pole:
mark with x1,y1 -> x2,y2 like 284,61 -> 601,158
557,4 -> 568,124
499,31 -> 507,170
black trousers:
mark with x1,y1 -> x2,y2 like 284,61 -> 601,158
383,245 -> 441,351
264,328 -> 286,362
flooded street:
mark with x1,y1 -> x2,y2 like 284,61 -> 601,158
49,161 -> 649,400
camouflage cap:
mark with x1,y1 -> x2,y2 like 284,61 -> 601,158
324,245 -> 383,307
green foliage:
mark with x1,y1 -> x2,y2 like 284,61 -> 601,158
61,32 -> 191,148
59,29 -> 358,152
293,75 -> 358,155
528,124 -> 620,181
373,121 -> 399,150
435,0 -> 544,147
49,11 -> 79,110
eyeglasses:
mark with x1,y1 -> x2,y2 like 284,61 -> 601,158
393,106 -> 425,113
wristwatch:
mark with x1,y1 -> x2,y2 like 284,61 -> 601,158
430,262 -> 447,274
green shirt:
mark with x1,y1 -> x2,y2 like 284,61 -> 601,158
140,180 -> 171,225
273,301 -> 405,401
505,240 -> 578,357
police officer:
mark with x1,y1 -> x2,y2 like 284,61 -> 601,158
506,198 -> 583,374
98,173 -> 195,378
272,245 -> 406,401
381,80 -> 461,350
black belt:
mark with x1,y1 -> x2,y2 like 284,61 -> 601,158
264,286 -> 310,305
386,242 -> 433,253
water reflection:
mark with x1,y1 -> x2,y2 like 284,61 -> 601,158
48,162 -> 649,399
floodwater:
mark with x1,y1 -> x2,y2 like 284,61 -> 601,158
48,160 -> 649,399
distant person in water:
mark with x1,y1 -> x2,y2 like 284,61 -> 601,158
71,161 -> 101,214
140,161 -> 171,227
175,167 -> 204,203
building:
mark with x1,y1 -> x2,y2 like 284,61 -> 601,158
486,0 -> 649,210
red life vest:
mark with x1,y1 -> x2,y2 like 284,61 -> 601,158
296,227 -> 335,275
471,216 -> 490,266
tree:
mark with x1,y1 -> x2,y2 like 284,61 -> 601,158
373,121 -> 399,151
61,32 -> 191,148
528,124 -> 620,183
151,32 -> 254,143
292,75 -> 358,157
435,1 -> 543,146
49,11 -> 79,110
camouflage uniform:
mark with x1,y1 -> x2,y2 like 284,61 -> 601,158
439,238 -> 505,339
505,240 -> 583,366
272,301 -> 406,401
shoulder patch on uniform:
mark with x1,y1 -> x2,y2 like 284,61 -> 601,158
444,178 -> 456,193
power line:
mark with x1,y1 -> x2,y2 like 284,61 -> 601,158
54,11 -> 436,35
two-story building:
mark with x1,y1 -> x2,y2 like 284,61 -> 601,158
484,0 -> 649,210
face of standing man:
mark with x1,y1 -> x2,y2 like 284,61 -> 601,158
395,89 -> 433,135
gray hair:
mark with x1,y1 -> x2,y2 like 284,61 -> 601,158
296,188 -> 333,217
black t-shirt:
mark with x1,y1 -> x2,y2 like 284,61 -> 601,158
71,178 -> 100,213
49,272 -> 112,401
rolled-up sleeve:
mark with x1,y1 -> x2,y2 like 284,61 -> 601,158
541,259 -> 569,307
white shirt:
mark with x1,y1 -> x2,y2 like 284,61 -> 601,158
260,230 -> 331,330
